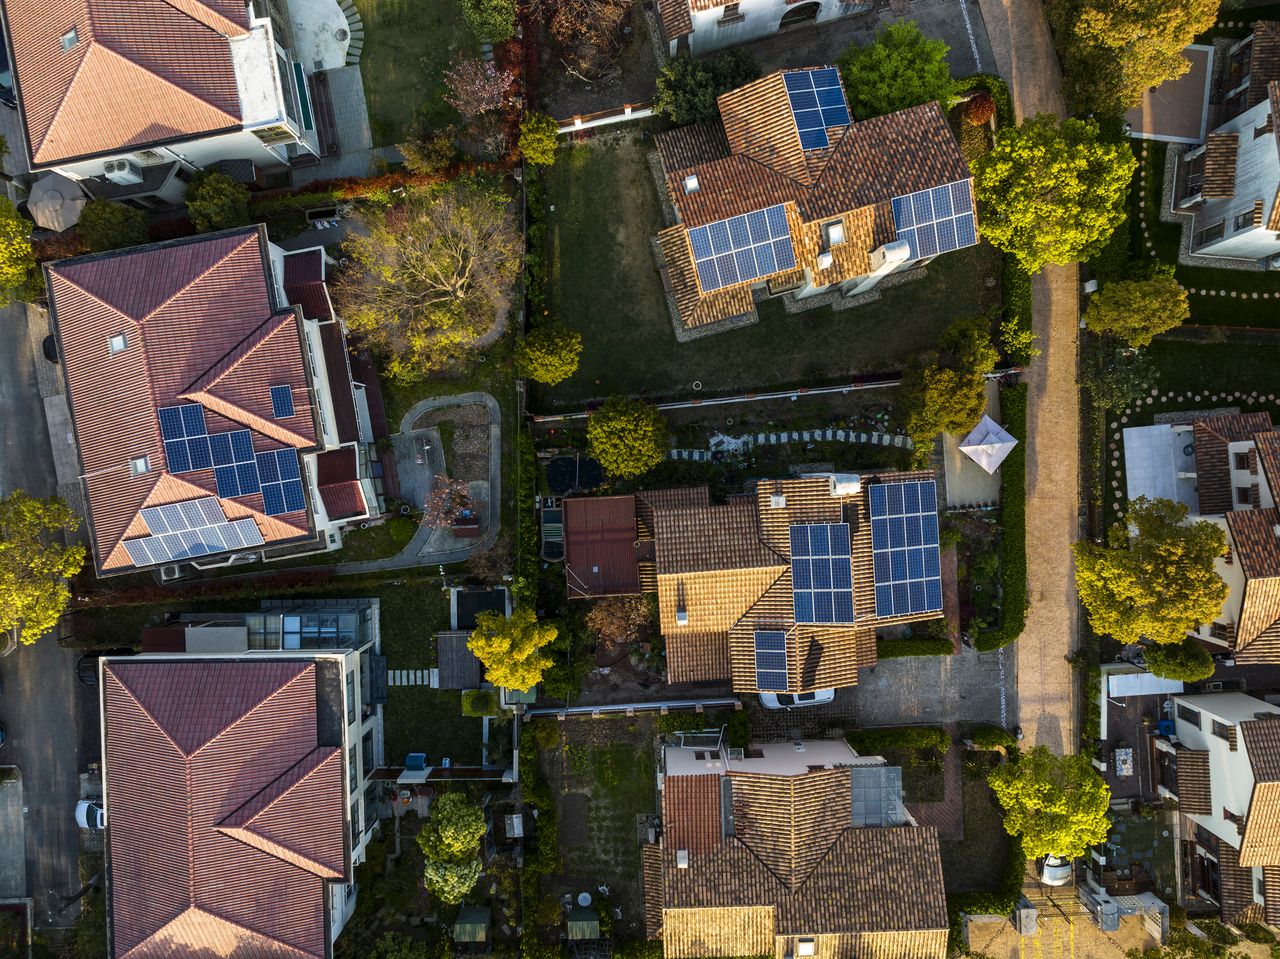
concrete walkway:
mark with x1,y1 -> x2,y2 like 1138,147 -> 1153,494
977,0 -> 1081,754
338,391 -> 502,574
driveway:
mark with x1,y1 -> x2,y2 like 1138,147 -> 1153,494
0,304 -> 56,498
976,0 -> 1081,753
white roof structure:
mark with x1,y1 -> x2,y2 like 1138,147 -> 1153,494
1107,671 -> 1183,699
958,415 -> 1018,475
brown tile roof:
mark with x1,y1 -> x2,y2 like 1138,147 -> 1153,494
1240,717 -> 1280,867
48,228 -> 323,574
1219,843 -> 1258,922
643,843 -> 665,939
1256,431 -> 1280,493
655,123 -> 730,173
651,494 -> 783,574
1243,715 -> 1280,781
315,449 -> 366,521
665,628 -> 734,685
1203,134 -> 1240,199
719,72 -> 828,189
1193,413 -> 1273,515
654,0 -> 692,40
1249,23 -> 1280,110
1266,866 -> 1280,924
729,766 -> 852,886
1175,746 -> 1212,815
665,154 -> 809,230
1227,509 -> 1280,655
564,496 -> 643,599
6,0 -> 249,167
103,659 -> 346,959
657,226 -> 764,329
663,774 -> 724,854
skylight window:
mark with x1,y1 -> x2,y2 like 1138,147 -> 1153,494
108,332 -> 128,354
61,27 -> 79,52
129,456 -> 150,476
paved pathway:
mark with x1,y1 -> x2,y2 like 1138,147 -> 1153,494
977,0 -> 1081,754
849,646 -> 1014,728
338,391 -> 503,574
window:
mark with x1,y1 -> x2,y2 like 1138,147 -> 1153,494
270,385 -> 295,419
346,671 -> 356,719
1234,210 -> 1255,232
1212,719 -> 1233,741
797,940 -> 816,958
129,456 -> 150,476
1178,703 -> 1202,728
1259,874 -> 1266,899
1237,486 -> 1253,505
108,332 -> 128,354
61,27 -> 79,51
824,221 -> 846,248
1194,221 -> 1226,248
349,745 -> 359,793
350,799 -> 360,848
1235,452 -> 1251,471
718,2 -> 744,23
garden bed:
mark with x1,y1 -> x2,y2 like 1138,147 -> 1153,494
382,688 -> 484,768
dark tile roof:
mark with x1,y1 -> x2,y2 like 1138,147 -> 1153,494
663,774 -> 724,854
1175,746 -> 1212,815
283,250 -> 333,322
1243,715 -> 1280,781
437,630 -> 483,689
103,659 -> 346,959
1249,22 -> 1280,110
563,496 -> 643,599
1219,844 -> 1258,923
655,123 -> 730,173
1256,431 -> 1280,493
1227,509 -> 1280,656
318,321 -> 360,444
1203,134 -> 1240,199
1193,413 -> 1273,515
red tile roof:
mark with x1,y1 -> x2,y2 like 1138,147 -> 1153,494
316,448 -> 367,521
5,0 -> 250,167
1193,413 -> 1273,515
103,659 -> 347,959
663,774 -> 724,854
48,228 -> 322,574
564,496 -> 643,598
283,250 -> 334,323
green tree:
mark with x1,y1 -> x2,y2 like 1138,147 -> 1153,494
332,179 -> 520,382
654,49 -> 761,126
518,325 -> 582,384
468,607 -> 558,692
1048,0 -> 1218,115
900,313 -> 997,465
1084,266 -> 1189,347
1145,637 -> 1215,683
417,793 -> 486,860
518,113 -> 560,166
1074,497 -> 1228,647
988,746 -> 1111,859
973,115 -> 1135,273
0,491 -> 86,647
586,397 -> 668,479
185,171 -> 251,233
838,20 -> 957,120
461,0 -> 516,41
0,197 -> 34,304
1079,337 -> 1154,412
367,932 -> 432,959
77,199 -> 149,252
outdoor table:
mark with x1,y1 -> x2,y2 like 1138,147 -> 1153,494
1115,747 -> 1135,778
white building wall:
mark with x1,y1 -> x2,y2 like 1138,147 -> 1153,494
683,0 -> 864,56
1188,516 -> 1246,645
1191,97 -> 1280,260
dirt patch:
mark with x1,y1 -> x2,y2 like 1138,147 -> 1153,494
412,403 -> 490,482
557,793 -> 590,847
539,1 -> 660,119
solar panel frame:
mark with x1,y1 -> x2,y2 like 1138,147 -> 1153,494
869,479 -> 944,618
891,179 -> 980,261
689,204 -> 796,294
790,523 -> 856,625
270,385 -> 295,419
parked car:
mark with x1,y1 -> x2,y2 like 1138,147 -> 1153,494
42,335 -> 58,364
759,689 -> 836,710
75,800 -> 105,830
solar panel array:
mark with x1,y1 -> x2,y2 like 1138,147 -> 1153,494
869,480 -> 943,618
270,385 -> 295,419
159,404 -> 212,473
257,448 -> 306,516
689,205 -> 796,294
125,496 -> 265,567
783,68 -> 850,150
212,430 -> 259,499
790,523 -> 855,624
890,181 -> 978,260
754,630 -> 788,691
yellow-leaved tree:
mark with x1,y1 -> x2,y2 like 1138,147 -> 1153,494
467,607 -> 557,692
0,491 -> 85,647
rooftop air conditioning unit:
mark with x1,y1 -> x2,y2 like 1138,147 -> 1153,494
816,251 -> 834,270
104,159 -> 144,186
159,564 -> 182,582
869,238 -> 911,271
829,473 -> 861,496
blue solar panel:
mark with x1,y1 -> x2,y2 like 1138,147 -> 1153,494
180,404 -> 206,436
262,484 -> 286,516
869,480 -> 944,618
754,630 -> 788,690
790,523 -> 855,624
125,499 -> 264,568
785,69 -> 851,151
270,385 -> 295,419
256,448 -> 305,515
690,204 -> 795,293
158,406 -> 185,440
892,180 -> 979,261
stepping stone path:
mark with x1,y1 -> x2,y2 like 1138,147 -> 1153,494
339,0 -> 365,66
669,427 -> 913,461
388,669 -> 437,687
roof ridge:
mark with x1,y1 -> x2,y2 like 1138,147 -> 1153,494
28,38 -> 95,164
187,665 -> 313,758
182,312 -> 294,396
138,231 -> 258,325
154,0 -> 249,37
104,472 -> 216,569
181,389 -> 314,448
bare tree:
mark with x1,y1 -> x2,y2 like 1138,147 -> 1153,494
444,57 -> 515,117
422,476 -> 474,529
549,0 -> 631,80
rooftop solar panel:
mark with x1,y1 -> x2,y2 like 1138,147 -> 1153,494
688,203 -> 795,294
270,385 -> 295,419
213,429 -> 261,498
754,630 -> 788,691
869,479 -> 943,618
126,499 -> 265,568
784,68 -> 851,151
790,523 -> 855,625
256,448 -> 306,516
891,180 -> 980,261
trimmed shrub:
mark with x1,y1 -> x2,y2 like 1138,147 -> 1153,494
876,636 -> 953,658
513,428 -> 539,608
461,689 -> 500,716
967,724 -> 1018,750
961,73 -> 1013,128
976,384 -> 1027,651
964,92 -> 996,125
78,199 -> 149,252
846,725 -> 950,754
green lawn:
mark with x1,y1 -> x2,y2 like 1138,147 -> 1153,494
383,687 -> 484,766
280,516 -> 417,567
537,134 -> 1003,410
353,0 -> 477,146
1132,144 -> 1280,328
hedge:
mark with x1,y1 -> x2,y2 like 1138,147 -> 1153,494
876,637 -> 953,658
655,709 -> 750,749
461,689 -> 500,716
960,73 -> 1013,129
1001,254 -> 1035,365
966,724 -> 1018,750
513,427 -> 539,608
947,835 -> 1025,953
846,726 -> 950,754
517,720 -> 564,959
976,383 -> 1027,652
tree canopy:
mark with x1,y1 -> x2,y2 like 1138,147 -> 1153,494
838,21 -> 957,120
518,325 -> 582,384
654,49 -> 760,126
1145,637 -> 1215,682
333,179 -> 520,382
973,115 -> 1135,273
1084,266 -> 1189,347
1048,0 -> 1218,116
1079,336 -> 1154,412
1074,497 -> 1228,647
518,113 -> 560,166
468,607 -> 558,692
367,933 -> 432,959
0,197 -> 34,303
185,171 -> 251,233
460,0 -> 515,41
900,313 -> 998,464
587,397 -> 668,479
988,746 -> 1111,860
416,793 -> 485,905
78,199 -> 149,253
444,57 -> 514,117
0,491 -> 86,646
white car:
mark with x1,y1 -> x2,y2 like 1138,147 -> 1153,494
759,689 -> 836,710
76,800 -> 105,830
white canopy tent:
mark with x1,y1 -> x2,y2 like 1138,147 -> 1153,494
959,414 -> 1018,475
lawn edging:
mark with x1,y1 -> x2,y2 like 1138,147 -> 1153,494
976,383 -> 1027,652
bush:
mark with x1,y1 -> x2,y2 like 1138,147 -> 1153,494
877,636 -> 953,658
968,725 -> 1018,750
1239,923 -> 1277,945
838,20 -> 958,121
1195,920 -> 1238,947
959,121 -> 990,164
964,92 -> 995,125
960,74 -> 1013,128
1144,637 -> 1214,682
185,170 -> 251,233
654,49 -> 760,126
1000,256 -> 1037,365
77,199 -> 149,252
613,942 -> 663,959
518,325 -> 582,385
519,113 -> 560,166
461,0 -> 516,41
587,397 -> 668,479
976,384 -> 1027,651
461,689 -> 500,716
513,428 -> 539,607
846,725 -> 950,754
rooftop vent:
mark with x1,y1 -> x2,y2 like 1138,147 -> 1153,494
816,251 -> 834,270
770,494 -> 786,509
61,27 -> 79,51
683,174 -> 699,194
676,849 -> 689,868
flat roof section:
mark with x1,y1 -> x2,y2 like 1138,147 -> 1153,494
1125,45 -> 1215,145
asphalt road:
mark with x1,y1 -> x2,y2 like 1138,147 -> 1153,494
0,302 -> 100,928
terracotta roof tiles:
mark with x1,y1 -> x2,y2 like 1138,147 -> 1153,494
1193,413 -> 1273,515
663,774 -> 724,854
1249,23 -> 1280,110
1203,134 -> 1240,199
654,0 -> 692,40
564,496 -> 643,598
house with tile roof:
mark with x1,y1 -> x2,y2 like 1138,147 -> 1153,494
48,226 -> 381,577
1123,411 -> 1280,663
644,733 -> 948,958
653,67 -> 978,334
1126,23 -> 1280,260
99,655 -> 364,958
574,473 -> 945,694
1156,691 -> 1280,925
654,0 -> 871,58
0,0 -> 332,207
